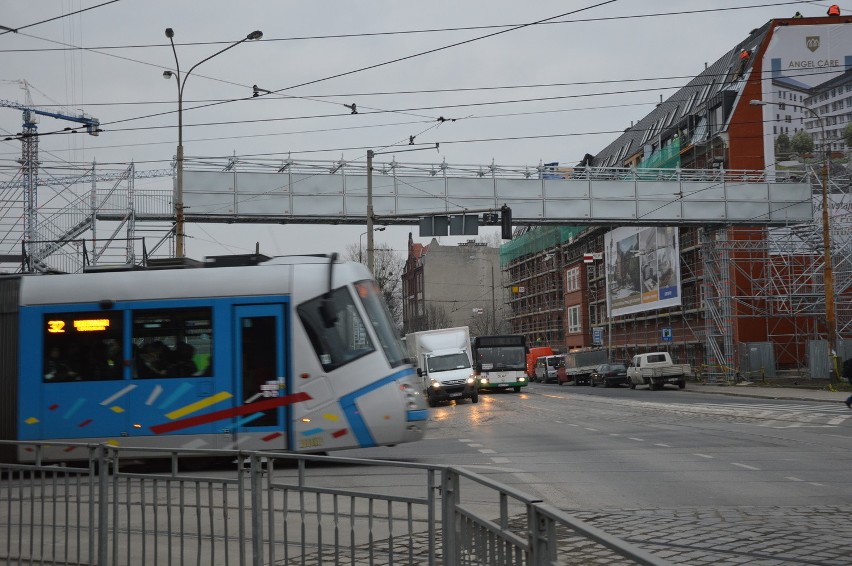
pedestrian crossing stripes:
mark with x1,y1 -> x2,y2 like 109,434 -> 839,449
690,401 -> 851,414
642,400 -> 852,428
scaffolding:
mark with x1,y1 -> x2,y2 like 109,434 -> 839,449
502,226 -> 586,350
501,164 -> 852,381
0,162 -> 174,273
699,163 -> 852,379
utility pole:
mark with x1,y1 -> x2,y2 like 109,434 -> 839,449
820,146 -> 837,376
491,262 -> 497,335
366,144 -> 438,273
366,150 -> 375,273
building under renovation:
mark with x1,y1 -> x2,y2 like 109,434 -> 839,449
503,14 -> 852,380
402,234 -> 509,337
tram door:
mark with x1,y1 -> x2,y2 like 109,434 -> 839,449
233,304 -> 288,449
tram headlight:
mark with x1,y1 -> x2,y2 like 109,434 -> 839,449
400,382 -> 421,408
479,377 -> 489,384
519,376 -> 526,382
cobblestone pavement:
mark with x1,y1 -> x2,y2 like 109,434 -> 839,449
296,505 -> 852,565
556,506 -> 852,565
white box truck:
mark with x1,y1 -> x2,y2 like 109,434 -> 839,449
405,327 -> 478,407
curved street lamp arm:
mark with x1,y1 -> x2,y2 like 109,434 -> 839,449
183,34 -> 259,91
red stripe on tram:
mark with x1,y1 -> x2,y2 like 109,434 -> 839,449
150,392 -> 312,435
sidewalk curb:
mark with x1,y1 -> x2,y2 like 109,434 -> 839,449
687,385 -> 845,404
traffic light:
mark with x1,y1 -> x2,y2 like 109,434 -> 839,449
500,205 -> 512,240
481,212 -> 499,225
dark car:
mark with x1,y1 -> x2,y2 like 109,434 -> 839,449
590,363 -> 628,388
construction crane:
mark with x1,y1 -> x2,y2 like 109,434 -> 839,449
0,92 -> 100,270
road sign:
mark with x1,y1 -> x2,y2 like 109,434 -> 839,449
662,327 -> 673,341
593,327 -> 604,345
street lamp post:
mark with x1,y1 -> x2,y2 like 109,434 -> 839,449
163,27 -> 263,258
359,226 -> 386,265
751,99 -> 836,371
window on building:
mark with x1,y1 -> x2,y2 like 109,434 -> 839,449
640,121 -> 655,145
617,140 -> 632,162
566,267 -> 580,292
699,80 -> 713,103
682,92 -> 698,117
568,305 -> 582,334
665,108 -> 678,128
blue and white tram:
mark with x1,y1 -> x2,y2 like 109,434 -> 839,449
0,254 -> 427,461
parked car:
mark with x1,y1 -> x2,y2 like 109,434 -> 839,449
534,354 -> 563,383
590,363 -> 628,388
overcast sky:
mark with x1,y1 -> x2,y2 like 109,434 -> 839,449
0,0 -> 835,262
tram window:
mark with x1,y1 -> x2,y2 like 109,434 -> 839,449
43,311 -> 123,382
298,287 -> 375,372
132,308 -> 213,378
354,280 -> 407,368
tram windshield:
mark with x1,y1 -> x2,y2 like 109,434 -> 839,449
298,287 -> 375,372
354,280 -> 407,368
298,280 -> 407,372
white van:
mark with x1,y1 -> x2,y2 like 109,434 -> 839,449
534,354 -> 563,384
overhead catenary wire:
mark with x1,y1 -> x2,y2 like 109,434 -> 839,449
9,59 -> 842,149
0,0 -> 124,36
0,0 -> 822,48
1,0 -> 832,155
0,114 -> 818,169
0,0 -> 833,175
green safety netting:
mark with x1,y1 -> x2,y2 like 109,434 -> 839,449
638,137 -> 681,169
499,225 -> 588,266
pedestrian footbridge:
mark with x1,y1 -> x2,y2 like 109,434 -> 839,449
176,158 -> 813,226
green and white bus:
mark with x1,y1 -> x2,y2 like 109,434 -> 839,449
471,335 -> 528,393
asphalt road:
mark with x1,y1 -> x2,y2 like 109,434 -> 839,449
342,381 -> 852,565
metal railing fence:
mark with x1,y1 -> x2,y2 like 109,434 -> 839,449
0,441 -> 672,565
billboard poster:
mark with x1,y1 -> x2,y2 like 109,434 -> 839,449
759,23 -> 852,170
604,227 -> 681,317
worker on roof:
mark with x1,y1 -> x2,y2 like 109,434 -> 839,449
793,11 -> 803,18
828,5 -> 840,16
733,49 -> 751,81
